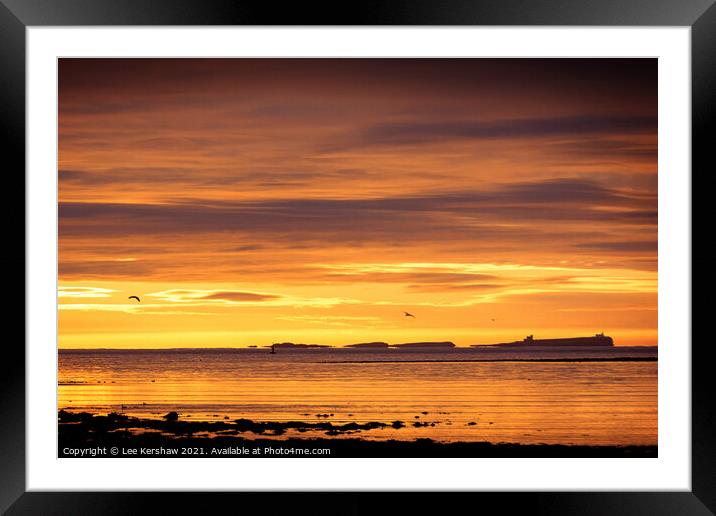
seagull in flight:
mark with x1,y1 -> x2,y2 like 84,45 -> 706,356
128,295 -> 141,303
403,311 -> 415,318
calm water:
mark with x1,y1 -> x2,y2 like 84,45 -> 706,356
58,347 -> 657,445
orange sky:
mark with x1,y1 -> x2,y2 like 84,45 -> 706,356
58,59 -> 657,348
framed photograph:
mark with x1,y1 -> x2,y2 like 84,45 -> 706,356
3,0 -> 711,513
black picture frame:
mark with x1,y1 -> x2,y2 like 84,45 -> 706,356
1,0 -> 710,513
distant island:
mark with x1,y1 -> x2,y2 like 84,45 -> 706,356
269,342 -> 332,349
471,333 -> 614,348
256,337 -> 619,350
266,341 -> 456,349
391,342 -> 455,349
345,342 -> 390,348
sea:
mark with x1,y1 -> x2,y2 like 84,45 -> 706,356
58,346 -> 657,446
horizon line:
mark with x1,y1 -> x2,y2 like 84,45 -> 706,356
58,344 -> 659,351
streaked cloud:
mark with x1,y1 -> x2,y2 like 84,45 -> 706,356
352,115 -> 656,147
148,289 -> 280,303
146,289 -> 359,308
58,286 -> 116,298
275,315 -> 386,327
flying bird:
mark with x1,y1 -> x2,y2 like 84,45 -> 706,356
403,311 -> 415,318
128,296 -> 141,303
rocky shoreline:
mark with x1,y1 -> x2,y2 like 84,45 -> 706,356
58,411 -> 657,458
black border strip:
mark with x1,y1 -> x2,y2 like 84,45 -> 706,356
1,0 -> 711,513
1,0 -> 715,25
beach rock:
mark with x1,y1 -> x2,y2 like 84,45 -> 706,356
234,418 -> 258,432
359,422 -> 384,431
163,411 -> 179,421
58,410 -> 94,423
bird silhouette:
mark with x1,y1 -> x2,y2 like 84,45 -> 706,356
128,295 -> 141,302
403,311 -> 415,318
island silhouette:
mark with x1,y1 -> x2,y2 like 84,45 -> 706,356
261,334 -> 614,350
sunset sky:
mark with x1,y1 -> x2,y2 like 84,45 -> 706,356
58,59 -> 657,348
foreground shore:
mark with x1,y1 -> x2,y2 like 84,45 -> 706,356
58,411 -> 657,458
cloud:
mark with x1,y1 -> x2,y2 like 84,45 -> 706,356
59,164 -> 384,196
322,262 -> 656,301
275,315 -> 385,327
406,283 -> 507,292
556,305 -> 657,312
59,259 -> 155,278
573,241 -> 658,252
56,172 -> 658,283
199,291 -> 280,302
323,271 -> 497,284
58,286 -> 116,298
59,303 -> 150,312
354,115 -> 657,147
58,178 -> 657,245
147,289 -> 278,303
58,303 -> 220,316
147,289 -> 359,308
224,245 -> 265,252
546,139 -> 657,161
